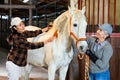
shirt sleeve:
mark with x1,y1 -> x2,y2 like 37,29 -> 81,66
24,30 -> 42,38
95,45 -> 113,69
24,41 -> 44,49
13,35 -> 44,49
6,34 -> 13,45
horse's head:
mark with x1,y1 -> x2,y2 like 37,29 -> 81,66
52,6 -> 88,54
68,6 -> 88,54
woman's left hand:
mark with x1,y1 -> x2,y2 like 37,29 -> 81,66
42,27 -> 49,32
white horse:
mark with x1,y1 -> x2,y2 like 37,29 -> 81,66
22,6 -> 88,80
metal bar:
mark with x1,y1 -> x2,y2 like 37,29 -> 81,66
29,0 -> 33,25
43,7 -> 47,27
1,15 -> 3,47
81,0 -> 83,9
108,0 -> 110,23
102,0 -> 104,24
80,0 -> 82,9
0,15 -> 2,47
0,4 -> 35,9
92,0 -> 95,32
55,0 -> 57,18
68,0 -> 70,6
113,0 -> 116,30
85,0 -> 86,16
88,0 -> 90,32
36,0 -> 60,8
78,0 -> 80,9
97,0 -> 100,24
9,0 -> 12,18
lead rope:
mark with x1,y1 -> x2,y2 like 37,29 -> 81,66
77,49 -> 89,80
85,55 -> 89,80
77,54 -> 89,80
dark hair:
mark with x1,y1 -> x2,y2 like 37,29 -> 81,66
10,25 -> 18,34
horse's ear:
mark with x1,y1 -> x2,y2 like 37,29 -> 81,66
81,6 -> 86,14
68,6 -> 74,16
68,6 -> 70,10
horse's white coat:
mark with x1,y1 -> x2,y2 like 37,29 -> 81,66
21,7 -> 87,80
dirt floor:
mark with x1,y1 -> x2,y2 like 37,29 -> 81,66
0,48 -> 58,80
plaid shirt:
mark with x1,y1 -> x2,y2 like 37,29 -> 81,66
7,30 -> 44,66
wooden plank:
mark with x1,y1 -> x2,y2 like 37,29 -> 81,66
0,4 -> 35,9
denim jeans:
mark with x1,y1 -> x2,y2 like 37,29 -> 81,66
6,61 -> 21,80
89,70 -> 110,80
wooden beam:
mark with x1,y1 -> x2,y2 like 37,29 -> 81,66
0,4 -> 35,9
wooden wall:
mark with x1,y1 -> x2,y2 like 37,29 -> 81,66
110,36 -> 120,80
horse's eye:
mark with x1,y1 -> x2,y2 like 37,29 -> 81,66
73,24 -> 77,27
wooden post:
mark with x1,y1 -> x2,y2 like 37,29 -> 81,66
29,0 -> 32,25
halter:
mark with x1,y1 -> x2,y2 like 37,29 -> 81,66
70,32 -> 86,46
53,30 -> 58,38
53,30 -> 86,44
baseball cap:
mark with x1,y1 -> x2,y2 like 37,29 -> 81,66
99,23 -> 113,35
10,17 -> 23,28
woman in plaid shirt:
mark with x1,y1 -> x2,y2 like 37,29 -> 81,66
6,17 -> 54,80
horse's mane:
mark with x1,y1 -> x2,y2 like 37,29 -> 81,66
25,11 -> 69,42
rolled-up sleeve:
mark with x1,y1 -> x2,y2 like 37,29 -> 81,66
24,30 -> 42,38
13,35 -> 44,49
95,45 -> 113,69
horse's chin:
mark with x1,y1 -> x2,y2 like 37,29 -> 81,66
78,50 -> 86,54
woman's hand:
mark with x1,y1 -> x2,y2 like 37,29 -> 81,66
44,36 -> 55,44
42,27 -> 50,32
42,24 -> 53,32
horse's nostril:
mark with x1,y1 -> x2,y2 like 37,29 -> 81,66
80,46 -> 83,50
73,24 -> 77,27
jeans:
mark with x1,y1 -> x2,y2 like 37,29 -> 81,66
89,70 -> 110,80
6,61 -> 21,80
